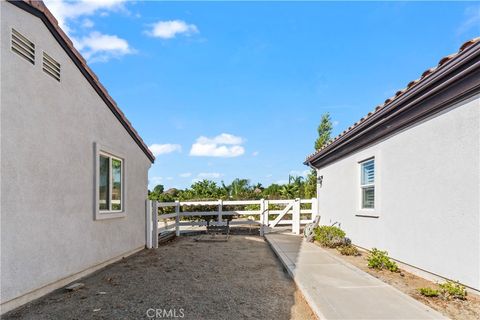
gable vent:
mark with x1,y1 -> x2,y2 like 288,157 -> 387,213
11,28 -> 35,64
42,52 -> 61,82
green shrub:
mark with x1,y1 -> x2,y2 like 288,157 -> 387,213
418,287 -> 440,297
439,281 -> 467,300
313,226 -> 346,248
337,245 -> 360,256
367,248 -> 399,272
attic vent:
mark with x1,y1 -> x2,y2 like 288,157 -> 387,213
11,28 -> 35,64
42,52 -> 61,81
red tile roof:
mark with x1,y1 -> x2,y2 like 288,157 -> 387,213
11,0 -> 155,163
305,37 -> 480,164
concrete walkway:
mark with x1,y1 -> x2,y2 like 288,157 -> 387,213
265,232 -> 447,320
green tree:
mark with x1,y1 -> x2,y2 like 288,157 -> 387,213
153,184 -> 164,195
229,178 -> 251,199
306,112 -> 333,198
280,183 -> 299,199
262,183 -> 282,199
221,181 -> 232,198
314,113 -> 333,150
182,180 -> 222,200
148,184 -> 165,200
304,171 -> 317,198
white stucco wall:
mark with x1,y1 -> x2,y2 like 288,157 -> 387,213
316,95 -> 480,290
1,2 -> 151,306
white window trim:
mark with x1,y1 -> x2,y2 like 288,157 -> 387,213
95,143 -> 126,220
357,156 -> 379,217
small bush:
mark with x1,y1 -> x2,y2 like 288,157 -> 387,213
313,226 -> 346,248
418,287 -> 440,297
367,248 -> 399,272
337,245 -> 360,256
439,281 -> 467,300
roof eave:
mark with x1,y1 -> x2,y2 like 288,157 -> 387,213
9,0 -> 155,163
305,40 -> 480,168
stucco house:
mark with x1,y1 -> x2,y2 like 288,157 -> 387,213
1,0 -> 155,313
305,38 -> 480,291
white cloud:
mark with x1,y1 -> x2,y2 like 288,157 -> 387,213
149,176 -> 163,188
44,0 -> 133,63
458,6 -> 480,35
252,151 -> 259,156
147,20 -> 199,39
73,31 -> 134,62
197,172 -> 223,179
179,172 -> 192,178
44,0 -> 127,33
190,133 -> 245,158
149,143 -> 182,156
199,133 -> 245,145
82,18 -> 94,28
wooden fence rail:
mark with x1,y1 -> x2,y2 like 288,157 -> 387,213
146,198 -> 318,249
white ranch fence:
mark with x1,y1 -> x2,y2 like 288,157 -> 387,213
146,198 -> 318,249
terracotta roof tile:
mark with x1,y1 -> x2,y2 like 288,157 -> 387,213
421,67 -> 435,78
460,37 -> 480,51
438,54 -> 456,66
12,0 -> 155,162
407,79 -> 419,88
305,37 -> 480,163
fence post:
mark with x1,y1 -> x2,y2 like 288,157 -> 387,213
264,199 -> 270,230
152,201 -> 159,249
218,199 -> 223,223
259,199 -> 265,236
146,200 -> 152,249
311,197 -> 318,221
175,200 -> 181,236
292,198 -> 300,235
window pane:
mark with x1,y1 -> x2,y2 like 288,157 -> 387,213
99,155 -> 109,210
362,186 -> 375,209
361,160 -> 375,185
111,158 -> 122,211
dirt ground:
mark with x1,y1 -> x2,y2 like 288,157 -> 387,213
319,243 -> 480,320
4,233 -> 316,320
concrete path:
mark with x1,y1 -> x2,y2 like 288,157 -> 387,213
265,232 -> 447,320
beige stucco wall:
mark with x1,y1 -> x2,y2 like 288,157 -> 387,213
316,94 -> 480,290
1,1 -> 151,307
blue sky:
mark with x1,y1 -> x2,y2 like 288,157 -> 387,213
44,1 -> 480,189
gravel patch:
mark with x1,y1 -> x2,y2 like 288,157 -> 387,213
4,234 -> 315,320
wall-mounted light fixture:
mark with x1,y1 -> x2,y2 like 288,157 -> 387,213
317,175 -> 323,188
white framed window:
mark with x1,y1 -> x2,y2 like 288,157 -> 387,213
95,143 -> 126,220
360,158 -> 375,209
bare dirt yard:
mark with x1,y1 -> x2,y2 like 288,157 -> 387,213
319,243 -> 480,320
4,233 -> 315,320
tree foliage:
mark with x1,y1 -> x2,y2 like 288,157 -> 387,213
305,112 -> 333,198
314,112 -> 333,151
148,175 -> 312,202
